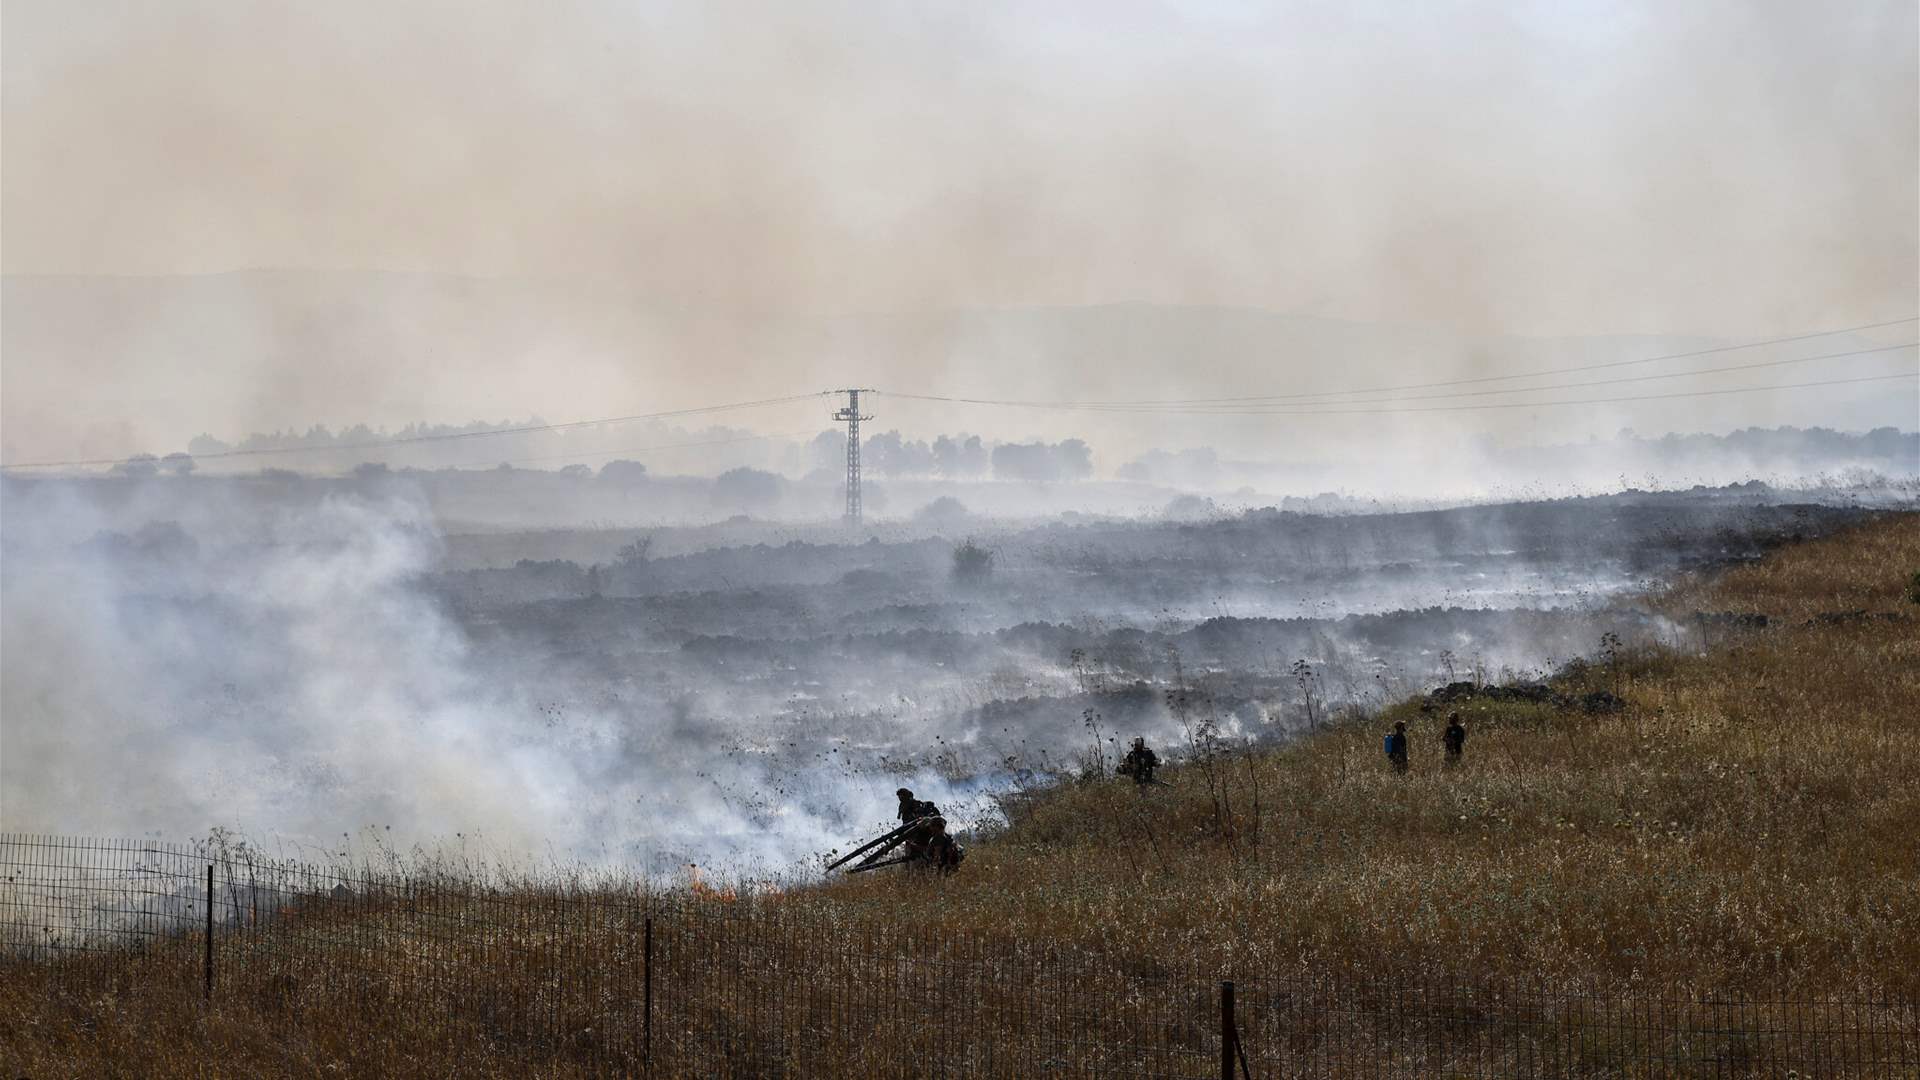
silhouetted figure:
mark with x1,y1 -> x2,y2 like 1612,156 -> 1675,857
1442,713 -> 1467,766
895,787 -> 945,866
1118,738 -> 1160,785
897,788 -> 940,822
888,788 -> 960,871
919,816 -> 965,874
1385,720 -> 1410,774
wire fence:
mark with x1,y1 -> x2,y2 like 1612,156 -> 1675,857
3,833 -> 1914,1077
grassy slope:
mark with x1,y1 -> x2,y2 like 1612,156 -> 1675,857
801,513 -> 1920,997
4,515 -> 1914,1076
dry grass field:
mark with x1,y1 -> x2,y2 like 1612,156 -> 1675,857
802,507 -> 1920,999
4,513 -> 1915,1076
802,511 -> 1920,999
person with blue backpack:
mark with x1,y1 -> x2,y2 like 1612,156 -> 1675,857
1384,719 -> 1410,774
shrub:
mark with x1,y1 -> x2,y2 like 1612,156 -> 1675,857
951,539 -> 994,583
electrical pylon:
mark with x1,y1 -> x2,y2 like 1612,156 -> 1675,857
832,389 -> 873,524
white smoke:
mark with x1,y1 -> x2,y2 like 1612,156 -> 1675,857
0,485 -> 989,876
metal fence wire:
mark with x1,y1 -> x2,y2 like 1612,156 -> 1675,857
2,833 -> 1914,1077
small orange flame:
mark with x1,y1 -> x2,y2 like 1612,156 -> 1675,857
687,864 -> 737,902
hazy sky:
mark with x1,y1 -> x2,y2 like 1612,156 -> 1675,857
3,1 -> 1916,464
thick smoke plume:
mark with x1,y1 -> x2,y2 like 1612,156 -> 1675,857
2,2 -> 1913,878
0,484 -> 988,873
7,468 -> 1882,876
4,2 -> 1914,463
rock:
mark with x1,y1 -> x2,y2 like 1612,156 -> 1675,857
1485,683 -> 1555,704
1802,610 -> 1909,628
1692,611 -> 1769,630
1578,690 -> 1626,714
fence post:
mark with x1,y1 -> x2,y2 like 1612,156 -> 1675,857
644,912 -> 653,1073
204,863 -> 214,1002
1221,980 -> 1235,1080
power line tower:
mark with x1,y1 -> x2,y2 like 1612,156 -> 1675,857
832,388 -> 873,524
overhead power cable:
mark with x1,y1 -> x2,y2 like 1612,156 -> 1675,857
0,392 -> 834,471
989,372 -> 1918,417
439,429 -> 821,471
892,343 -> 1918,414
5,317 -> 1913,471
875,316 -> 1919,409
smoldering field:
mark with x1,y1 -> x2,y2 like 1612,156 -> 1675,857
0,472 -> 1892,877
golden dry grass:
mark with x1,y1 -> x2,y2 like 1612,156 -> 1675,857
802,512 -> 1920,998
4,513 -> 1916,1076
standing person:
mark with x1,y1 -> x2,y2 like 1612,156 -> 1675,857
897,787 -> 934,824
1119,738 -> 1159,785
1384,720 -> 1410,774
1442,713 -> 1467,766
894,787 -> 940,863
